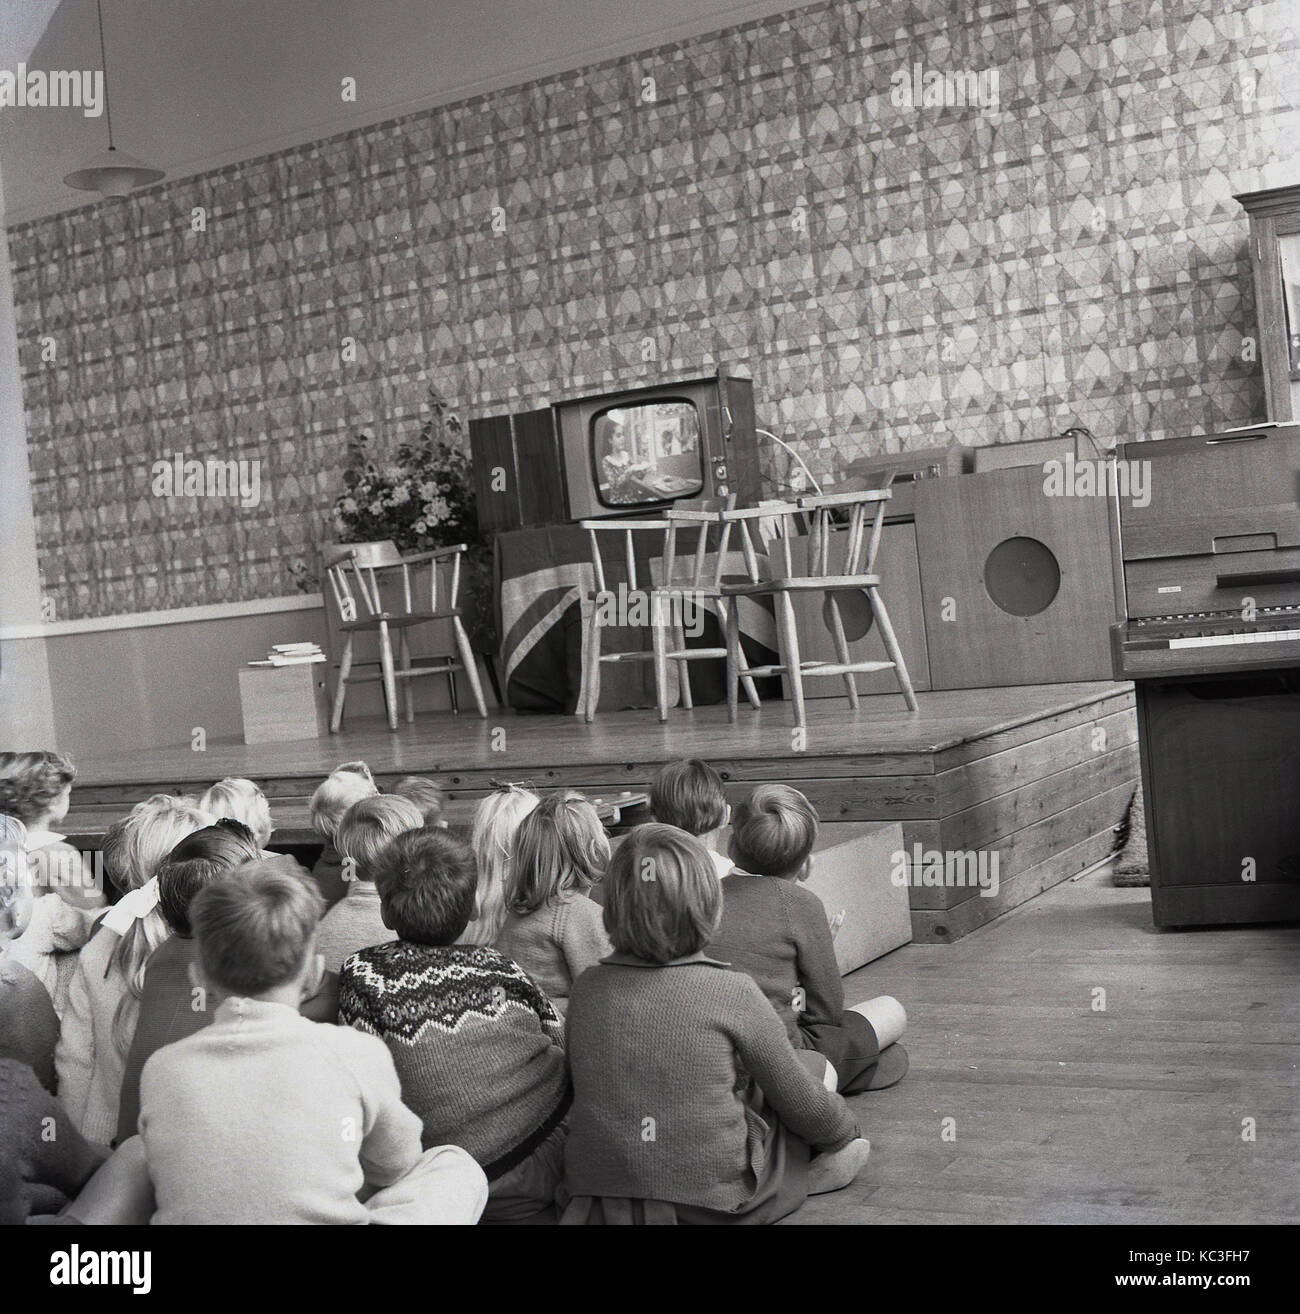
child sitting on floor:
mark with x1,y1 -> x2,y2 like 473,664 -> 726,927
316,794 -> 424,975
710,783 -> 908,1095
57,794 -> 213,1146
91,860 -> 488,1225
114,820 -> 263,1143
495,791 -> 612,1016
649,757 -> 735,880
392,776 -> 448,829
88,867 -> 486,1224
198,778 -> 274,850
0,751 -> 105,1016
339,829 -> 571,1222
561,823 -> 869,1225
460,783 -> 538,947
307,761 -> 379,907
1,819 -> 104,1222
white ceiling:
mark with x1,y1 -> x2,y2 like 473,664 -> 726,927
0,0 -> 813,223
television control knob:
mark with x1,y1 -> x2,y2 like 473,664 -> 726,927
717,483 -> 730,496
714,463 -> 727,479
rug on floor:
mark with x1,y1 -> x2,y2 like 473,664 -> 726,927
1112,782 -> 1149,886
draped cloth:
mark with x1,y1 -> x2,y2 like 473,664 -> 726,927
495,525 -> 778,715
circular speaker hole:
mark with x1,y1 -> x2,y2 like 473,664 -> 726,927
822,590 -> 874,642
983,537 -> 1061,617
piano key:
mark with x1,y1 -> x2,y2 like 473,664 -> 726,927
1168,628 -> 1300,649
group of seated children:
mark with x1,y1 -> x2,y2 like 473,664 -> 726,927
0,748 -> 906,1226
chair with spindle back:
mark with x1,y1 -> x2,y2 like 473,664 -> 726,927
325,540 -> 487,732
578,507 -> 760,723
716,480 -> 919,727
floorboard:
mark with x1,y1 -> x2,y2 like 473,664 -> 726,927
793,863 -> 1300,1224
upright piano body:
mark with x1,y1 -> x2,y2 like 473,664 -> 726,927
1112,423 -> 1300,927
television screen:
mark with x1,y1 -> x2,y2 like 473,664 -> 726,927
591,400 -> 705,507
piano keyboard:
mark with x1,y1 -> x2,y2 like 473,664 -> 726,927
1114,608 -> 1300,676
1168,628 -> 1300,649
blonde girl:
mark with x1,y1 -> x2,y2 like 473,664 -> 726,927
460,783 -> 539,948
56,794 -> 212,1144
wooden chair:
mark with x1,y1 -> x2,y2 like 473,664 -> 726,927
325,541 -> 487,732
716,483 -> 919,727
578,508 -> 760,723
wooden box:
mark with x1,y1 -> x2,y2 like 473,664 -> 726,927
238,663 -> 330,744
842,444 -> 972,520
972,434 -> 1077,472
802,821 -> 911,973
608,820 -> 912,972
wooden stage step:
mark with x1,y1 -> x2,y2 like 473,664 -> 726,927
65,682 -> 1139,944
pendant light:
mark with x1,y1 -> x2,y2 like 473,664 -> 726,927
63,0 -> 164,197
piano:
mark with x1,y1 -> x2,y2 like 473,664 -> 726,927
1112,423 -> 1300,677
1111,422 -> 1300,927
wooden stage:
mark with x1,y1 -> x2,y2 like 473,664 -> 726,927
67,681 -> 1140,944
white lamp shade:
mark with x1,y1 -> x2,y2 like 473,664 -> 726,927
64,147 -> 164,196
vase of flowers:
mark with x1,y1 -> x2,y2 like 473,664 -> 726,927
328,386 -> 494,650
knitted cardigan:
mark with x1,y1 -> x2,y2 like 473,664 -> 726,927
708,869 -> 844,1050
54,925 -> 134,1146
0,1058 -> 106,1222
339,942 -> 570,1179
494,890 -> 612,1016
0,955 -> 59,1092
115,936 -> 206,1143
563,953 -> 858,1212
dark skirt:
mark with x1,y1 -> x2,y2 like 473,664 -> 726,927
559,1095 -> 811,1226
801,1010 -> 885,1094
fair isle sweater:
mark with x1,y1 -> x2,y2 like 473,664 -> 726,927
708,869 -> 844,1050
564,953 -> 858,1212
139,997 -> 429,1225
494,890 -> 612,1016
339,942 -> 571,1179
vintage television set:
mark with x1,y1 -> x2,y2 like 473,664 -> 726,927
553,370 -> 761,521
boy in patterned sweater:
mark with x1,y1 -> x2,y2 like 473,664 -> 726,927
339,828 -> 572,1223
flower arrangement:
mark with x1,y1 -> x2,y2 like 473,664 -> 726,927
331,385 -> 477,552
329,385 -> 494,648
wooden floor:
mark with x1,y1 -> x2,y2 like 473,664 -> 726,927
798,862 -> 1300,1224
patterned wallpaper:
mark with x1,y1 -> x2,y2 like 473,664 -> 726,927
9,0 -> 1298,620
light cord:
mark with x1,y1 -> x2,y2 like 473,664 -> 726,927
755,428 -> 824,495
96,0 -> 115,149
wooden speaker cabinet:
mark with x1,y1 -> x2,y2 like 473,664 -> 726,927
785,521 -> 931,697
1138,673 -> 1300,926
468,407 -> 568,533
915,465 -> 1117,688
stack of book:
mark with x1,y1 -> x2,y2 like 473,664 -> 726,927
248,642 -> 327,668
